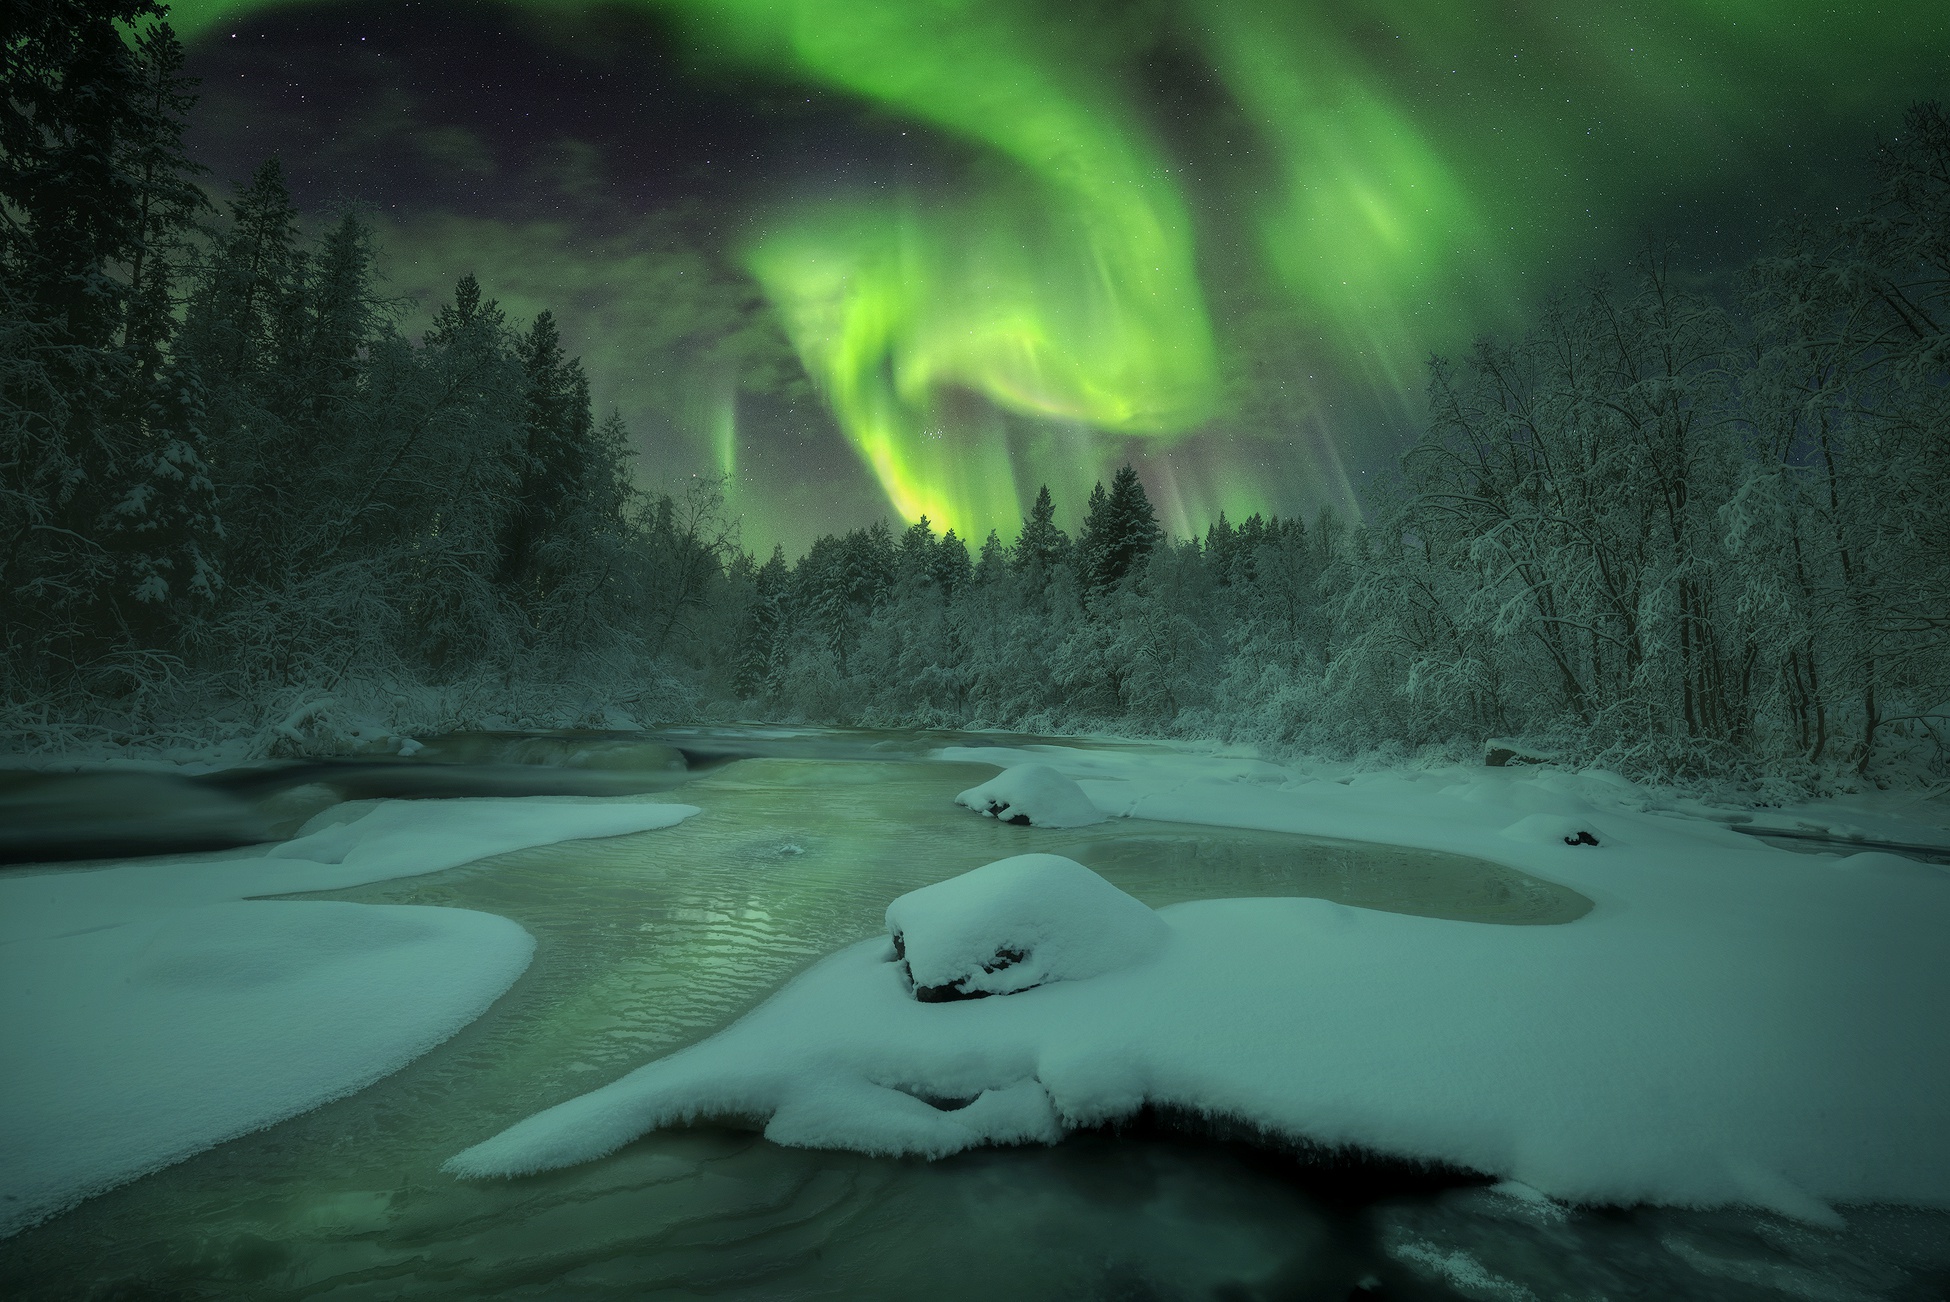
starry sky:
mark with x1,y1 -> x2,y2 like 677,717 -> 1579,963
164,1 -> 1948,553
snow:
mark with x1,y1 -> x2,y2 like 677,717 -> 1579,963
1498,813 -> 1605,847
447,747 -> 1950,1225
955,762 -> 1107,828
0,796 -> 695,944
0,796 -> 697,1237
885,853 -> 1168,1000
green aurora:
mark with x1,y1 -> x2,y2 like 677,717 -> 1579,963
165,0 -> 1948,544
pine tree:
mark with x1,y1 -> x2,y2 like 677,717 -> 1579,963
497,309 -> 597,594
99,23 -> 221,629
177,160 -> 303,584
283,213 -> 376,439
735,544 -> 790,697
1,5 -> 218,677
118,22 -> 208,378
933,529 -> 971,597
897,516 -> 938,584
1077,464 -> 1161,596
1204,512 -> 1237,586
1012,484 -> 1069,577
975,529 -> 1007,585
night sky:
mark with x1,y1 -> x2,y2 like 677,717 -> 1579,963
165,0 -> 1947,553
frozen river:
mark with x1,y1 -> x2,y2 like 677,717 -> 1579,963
2,733 -> 1945,1299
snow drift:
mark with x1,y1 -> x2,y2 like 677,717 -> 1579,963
0,796 -> 697,1237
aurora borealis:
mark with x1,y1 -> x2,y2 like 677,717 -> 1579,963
163,0 -> 1947,550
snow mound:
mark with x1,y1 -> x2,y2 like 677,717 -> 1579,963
885,854 -> 1168,1001
955,764 -> 1105,828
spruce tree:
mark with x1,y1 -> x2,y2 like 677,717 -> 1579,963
933,528 -> 972,597
735,544 -> 790,697
1077,464 -> 1161,595
1012,484 -> 1069,576
897,516 -> 938,584
975,529 -> 1007,585
497,309 -> 597,594
1,5 -> 217,676
1204,512 -> 1236,586
177,160 -> 303,585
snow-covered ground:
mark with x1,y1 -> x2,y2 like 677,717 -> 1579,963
448,745 -> 1950,1228
0,797 -> 696,1238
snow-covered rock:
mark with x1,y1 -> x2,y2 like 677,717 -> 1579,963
955,763 -> 1106,828
885,854 -> 1168,1001
1499,814 -> 1605,847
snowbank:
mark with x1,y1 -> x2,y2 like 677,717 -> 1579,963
955,763 -> 1106,828
0,796 -> 695,944
0,796 -> 697,1236
886,854 -> 1167,1000
448,751 -> 1950,1224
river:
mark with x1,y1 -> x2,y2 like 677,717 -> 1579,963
1,732 -> 1943,1300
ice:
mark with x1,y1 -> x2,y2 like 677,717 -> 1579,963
955,763 -> 1107,828
450,749 -> 1950,1222
886,853 -> 1168,1000
0,796 -> 697,1236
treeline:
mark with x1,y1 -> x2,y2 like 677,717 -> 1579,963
6,2 -> 1945,786
3,5 -> 731,749
720,108 -> 1950,785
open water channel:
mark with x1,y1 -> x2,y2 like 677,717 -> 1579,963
2,731 -> 1946,1300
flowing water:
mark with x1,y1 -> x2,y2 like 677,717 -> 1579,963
2,737 -> 1946,1300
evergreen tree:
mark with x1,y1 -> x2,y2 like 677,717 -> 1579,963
735,544 -> 790,697
497,309 -> 597,595
974,529 -> 1007,585
1077,464 -> 1162,596
1204,512 -> 1237,586
1,4 -> 216,676
1012,484 -> 1069,577
177,160 -> 302,583
280,213 -> 376,442
932,528 -> 972,597
897,516 -> 938,584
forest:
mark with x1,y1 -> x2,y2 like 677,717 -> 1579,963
5,4 -> 1947,791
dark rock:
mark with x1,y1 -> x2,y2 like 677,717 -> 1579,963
904,946 -> 1036,1002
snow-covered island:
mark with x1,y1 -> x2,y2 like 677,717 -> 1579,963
444,746 -> 1950,1230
